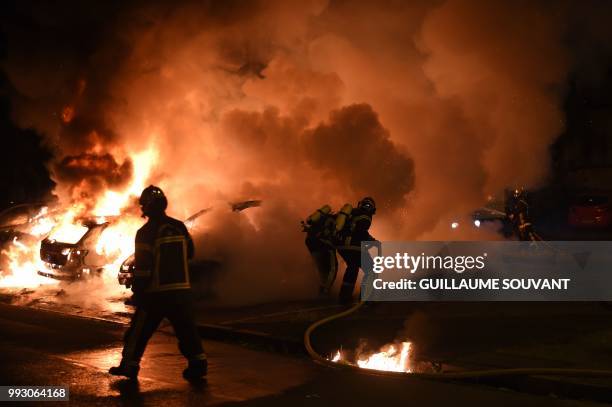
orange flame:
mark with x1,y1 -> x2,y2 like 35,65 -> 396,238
329,341 -> 412,373
0,146 -> 158,292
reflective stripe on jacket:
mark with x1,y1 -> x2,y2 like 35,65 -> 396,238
133,215 -> 194,293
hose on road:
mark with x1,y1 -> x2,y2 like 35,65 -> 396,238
304,301 -> 612,379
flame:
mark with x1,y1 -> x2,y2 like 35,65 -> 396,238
357,342 -> 412,373
29,207 -> 55,236
95,216 -> 140,269
93,148 -> 158,216
0,146 -> 158,292
331,350 -> 342,362
47,209 -> 88,244
329,341 -> 412,373
0,237 -> 57,288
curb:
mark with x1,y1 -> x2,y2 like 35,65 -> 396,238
197,323 -> 306,356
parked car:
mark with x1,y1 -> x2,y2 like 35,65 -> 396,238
38,218 -> 110,281
118,200 -> 261,287
568,194 -> 612,228
0,202 -> 47,244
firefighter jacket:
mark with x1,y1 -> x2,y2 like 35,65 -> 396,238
507,198 -> 530,224
132,214 -> 194,294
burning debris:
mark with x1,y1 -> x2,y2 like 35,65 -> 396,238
329,341 -> 413,373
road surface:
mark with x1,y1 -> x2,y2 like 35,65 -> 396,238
0,303 -> 598,406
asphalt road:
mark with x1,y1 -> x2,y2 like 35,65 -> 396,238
0,303 -> 600,406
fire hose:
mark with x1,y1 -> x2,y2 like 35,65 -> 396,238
303,301 -> 612,379
301,226 -> 612,379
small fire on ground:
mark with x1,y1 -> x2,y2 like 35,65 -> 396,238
329,341 -> 412,373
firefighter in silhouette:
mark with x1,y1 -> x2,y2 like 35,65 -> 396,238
336,197 -> 379,304
506,188 -> 535,241
302,205 -> 338,295
109,185 -> 207,380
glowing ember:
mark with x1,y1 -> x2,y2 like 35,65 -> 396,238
329,342 -> 412,373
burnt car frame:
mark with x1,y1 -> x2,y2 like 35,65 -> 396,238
38,218 -> 111,281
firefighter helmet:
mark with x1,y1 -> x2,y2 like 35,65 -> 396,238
358,196 -> 376,215
139,185 -> 168,217
512,187 -> 525,199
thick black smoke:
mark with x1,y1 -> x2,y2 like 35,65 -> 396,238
304,104 -> 414,212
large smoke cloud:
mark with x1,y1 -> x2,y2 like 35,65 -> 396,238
304,104 -> 415,211
1,0 -> 576,303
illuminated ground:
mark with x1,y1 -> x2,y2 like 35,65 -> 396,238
0,302 -> 606,406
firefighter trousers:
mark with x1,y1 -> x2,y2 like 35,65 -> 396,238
338,248 -> 373,303
305,235 -> 338,294
121,291 -> 206,367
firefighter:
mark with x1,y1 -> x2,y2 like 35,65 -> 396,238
506,188 -> 535,241
109,185 -> 207,380
302,205 -> 338,295
336,197 -> 379,304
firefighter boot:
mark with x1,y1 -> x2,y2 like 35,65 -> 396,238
109,361 -> 140,380
183,359 -> 208,380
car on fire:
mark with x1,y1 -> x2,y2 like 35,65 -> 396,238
30,199 -> 261,285
117,199 -> 262,288
38,217 -> 111,281
118,253 -> 135,287
0,202 -> 48,244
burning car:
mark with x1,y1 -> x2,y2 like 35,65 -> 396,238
38,217 -> 112,281
117,199 -> 262,288
117,253 -> 135,287
0,203 -> 50,244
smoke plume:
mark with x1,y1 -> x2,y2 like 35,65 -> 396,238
1,0 -> 578,303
